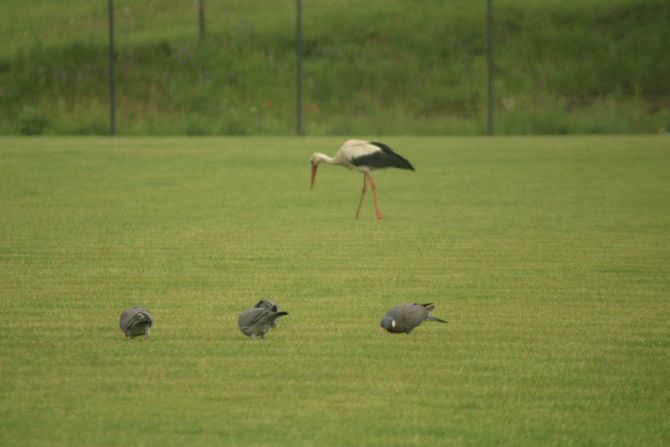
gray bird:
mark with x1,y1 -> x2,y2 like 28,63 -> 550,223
380,303 -> 447,334
238,305 -> 288,339
254,299 -> 283,328
119,306 -> 154,338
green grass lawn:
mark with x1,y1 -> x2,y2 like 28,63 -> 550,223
0,136 -> 669,446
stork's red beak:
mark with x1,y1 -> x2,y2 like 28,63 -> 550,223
310,163 -> 318,189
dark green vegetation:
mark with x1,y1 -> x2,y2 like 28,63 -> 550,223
1,0 -> 669,135
1,136 -> 669,445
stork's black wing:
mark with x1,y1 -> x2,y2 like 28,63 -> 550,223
350,141 -> 415,171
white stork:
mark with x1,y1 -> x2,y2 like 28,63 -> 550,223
310,139 -> 414,220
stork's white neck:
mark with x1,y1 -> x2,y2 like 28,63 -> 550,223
311,152 -> 341,166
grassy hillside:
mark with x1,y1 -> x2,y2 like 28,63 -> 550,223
1,136 -> 669,445
0,0 -> 669,135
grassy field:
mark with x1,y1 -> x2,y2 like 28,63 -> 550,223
1,0 -> 669,134
0,136 -> 669,446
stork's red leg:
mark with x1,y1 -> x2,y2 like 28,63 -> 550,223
367,174 -> 382,220
355,173 -> 367,219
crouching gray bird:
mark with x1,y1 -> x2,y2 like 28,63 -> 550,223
380,303 -> 447,334
119,306 -> 154,338
254,299 -> 283,328
238,303 -> 288,339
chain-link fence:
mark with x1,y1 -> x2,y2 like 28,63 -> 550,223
1,0 -> 668,135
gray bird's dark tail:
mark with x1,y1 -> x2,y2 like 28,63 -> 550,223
273,311 -> 289,319
427,316 -> 448,323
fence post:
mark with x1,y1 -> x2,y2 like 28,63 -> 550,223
487,0 -> 494,135
296,0 -> 303,135
108,0 -> 116,136
198,0 -> 205,41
